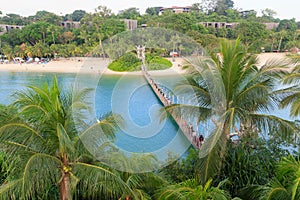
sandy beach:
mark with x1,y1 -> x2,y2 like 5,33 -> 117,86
0,53 -> 290,75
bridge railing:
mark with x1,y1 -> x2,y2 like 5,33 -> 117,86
141,64 -> 204,148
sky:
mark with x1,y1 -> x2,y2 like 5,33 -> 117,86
0,0 -> 299,21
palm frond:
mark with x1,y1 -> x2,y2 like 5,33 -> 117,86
155,178 -> 230,200
250,113 -> 297,142
198,124 -> 227,185
0,123 -> 45,152
0,179 -> 23,200
280,90 -> 300,117
259,58 -> 291,79
73,162 -> 134,199
283,73 -> 300,85
79,113 -> 123,156
21,153 -> 61,199
162,104 -> 211,124
57,123 -> 75,155
266,179 -> 290,200
184,56 -> 226,115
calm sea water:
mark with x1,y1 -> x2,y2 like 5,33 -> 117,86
0,71 -> 191,160
0,71 -> 293,160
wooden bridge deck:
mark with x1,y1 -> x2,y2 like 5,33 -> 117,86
141,65 -> 200,148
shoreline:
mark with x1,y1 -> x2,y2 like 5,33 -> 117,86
0,53 -> 289,76
0,57 -> 187,76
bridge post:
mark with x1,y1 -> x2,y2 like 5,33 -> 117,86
136,45 -> 146,69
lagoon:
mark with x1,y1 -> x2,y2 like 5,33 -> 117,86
0,71 -> 292,160
0,72 -> 191,160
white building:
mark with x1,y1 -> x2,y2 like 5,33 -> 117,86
0,24 -> 24,35
159,6 -> 191,15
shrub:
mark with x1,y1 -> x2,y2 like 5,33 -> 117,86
108,52 -> 141,71
108,52 -> 172,72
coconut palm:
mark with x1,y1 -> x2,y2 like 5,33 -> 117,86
279,61 -> 300,118
155,178 -> 231,200
277,30 -> 288,52
166,38 -> 296,183
0,77 -> 133,200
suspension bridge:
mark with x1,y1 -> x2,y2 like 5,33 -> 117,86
137,46 -> 204,148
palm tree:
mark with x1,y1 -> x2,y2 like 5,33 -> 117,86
155,178 -> 231,200
47,25 -> 61,45
167,38 -> 296,183
277,30 -> 287,52
0,77 -> 133,200
268,31 -> 277,52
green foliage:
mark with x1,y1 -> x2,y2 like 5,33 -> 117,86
165,38 -> 296,188
64,10 -> 86,21
32,10 -> 62,25
158,12 -> 198,34
156,178 -> 231,200
216,27 -> 228,38
0,153 -> 7,185
108,52 -> 172,72
277,19 -> 298,32
0,29 -> 23,47
118,7 -> 141,19
214,0 -> 234,15
261,8 -> 278,22
108,52 -> 141,71
218,134 -> 289,197
280,63 -> 300,118
20,21 -> 56,45
145,7 -> 162,16
245,155 -> 300,200
146,54 -> 172,70
101,18 -> 126,39
0,3 -> 300,60
160,149 -> 200,183
233,21 -> 268,51
0,13 -> 27,25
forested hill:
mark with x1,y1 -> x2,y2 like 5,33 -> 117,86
0,1 -> 299,59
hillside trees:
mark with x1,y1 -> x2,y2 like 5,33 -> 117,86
234,21 -> 268,50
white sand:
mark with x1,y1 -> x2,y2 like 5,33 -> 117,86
0,53 -> 289,75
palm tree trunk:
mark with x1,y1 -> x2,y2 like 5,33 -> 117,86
60,173 -> 71,200
42,32 -> 46,45
99,36 -> 105,59
99,39 -> 105,59
60,154 -> 71,200
271,39 -> 274,52
52,32 -> 56,44
278,36 -> 283,52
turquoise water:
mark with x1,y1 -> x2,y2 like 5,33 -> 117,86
0,71 -> 293,161
0,72 -> 191,160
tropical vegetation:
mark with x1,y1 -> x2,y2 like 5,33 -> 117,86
108,52 -> 172,71
0,37 -> 298,199
0,0 -> 300,199
0,1 -> 300,60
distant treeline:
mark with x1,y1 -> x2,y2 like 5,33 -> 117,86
0,0 -> 300,59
